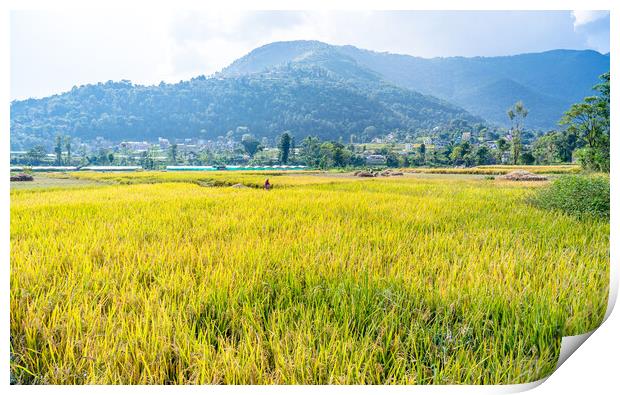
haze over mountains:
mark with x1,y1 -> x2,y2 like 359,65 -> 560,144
223,41 -> 610,128
10,40 -> 609,150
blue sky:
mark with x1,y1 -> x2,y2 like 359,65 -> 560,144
10,10 -> 610,100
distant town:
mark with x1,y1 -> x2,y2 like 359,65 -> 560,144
11,122 -> 536,172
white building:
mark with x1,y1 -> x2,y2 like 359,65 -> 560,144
366,154 -> 387,165
120,141 -> 150,151
158,138 -> 170,149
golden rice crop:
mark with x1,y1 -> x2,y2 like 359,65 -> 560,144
10,173 -> 608,384
403,165 -> 581,175
49,170 -> 354,188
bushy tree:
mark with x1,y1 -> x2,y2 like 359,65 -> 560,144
519,149 -> 535,165
496,138 -> 509,163
241,134 -> 261,158
473,145 -> 493,166
531,131 -> 577,164
25,145 -> 47,165
450,141 -> 472,166
559,72 -> 610,172
300,136 -> 322,167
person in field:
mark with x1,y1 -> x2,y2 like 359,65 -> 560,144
264,178 -> 271,190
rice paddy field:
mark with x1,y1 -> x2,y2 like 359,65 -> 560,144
10,171 -> 609,384
402,164 -> 581,175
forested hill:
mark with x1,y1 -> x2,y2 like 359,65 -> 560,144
12,40 -> 608,150
224,41 -> 610,129
10,51 -> 478,150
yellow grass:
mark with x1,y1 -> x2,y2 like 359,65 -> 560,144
49,170 -> 351,188
403,165 -> 581,175
10,173 -> 608,384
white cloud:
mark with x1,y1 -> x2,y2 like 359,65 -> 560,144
571,10 -> 609,28
10,10 -> 610,100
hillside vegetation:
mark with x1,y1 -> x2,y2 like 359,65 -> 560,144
10,61 -> 476,150
11,41 -> 609,150
226,41 -> 609,128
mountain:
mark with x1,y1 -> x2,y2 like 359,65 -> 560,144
450,78 -> 571,127
11,40 -> 609,150
223,41 -> 610,129
10,53 -> 478,150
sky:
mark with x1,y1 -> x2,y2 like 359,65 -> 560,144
10,10 -> 610,100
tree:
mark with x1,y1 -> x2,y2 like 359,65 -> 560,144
290,136 -> 296,162
450,141 -> 472,166
418,143 -> 426,165
496,137 -> 509,163
332,143 -> 346,167
97,149 -> 109,165
594,72 -> 610,122
54,135 -> 63,165
507,101 -> 528,165
450,146 -> 464,165
168,144 -> 178,164
241,134 -> 260,158
64,136 -> 72,166
559,72 -> 610,172
318,142 -> 335,168
140,150 -> 155,170
531,131 -> 576,164
300,136 -> 322,167
25,145 -> 47,165
474,146 -> 493,166
385,153 -> 399,168
278,132 -> 292,164
199,149 -> 214,165
519,149 -> 535,165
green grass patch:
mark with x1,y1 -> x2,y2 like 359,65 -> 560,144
530,175 -> 610,220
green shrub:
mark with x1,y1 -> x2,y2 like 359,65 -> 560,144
531,175 -> 609,219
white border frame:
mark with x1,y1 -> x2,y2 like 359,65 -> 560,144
2,1 -> 617,393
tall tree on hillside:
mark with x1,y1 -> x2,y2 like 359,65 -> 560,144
559,72 -> 610,172
54,135 -> 63,165
278,132 -> 292,164
418,143 -> 426,165
64,136 -> 72,166
507,101 -> 528,165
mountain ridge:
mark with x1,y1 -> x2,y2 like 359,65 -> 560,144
10,56 -> 480,150
10,40 -> 609,150
223,41 -> 609,128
